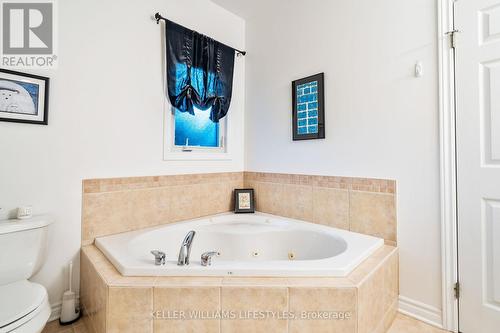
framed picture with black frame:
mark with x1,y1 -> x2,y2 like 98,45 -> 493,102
0,68 -> 50,125
292,72 -> 325,140
234,189 -> 255,214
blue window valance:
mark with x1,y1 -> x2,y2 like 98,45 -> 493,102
165,20 -> 235,123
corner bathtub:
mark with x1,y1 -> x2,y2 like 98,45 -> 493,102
95,212 -> 384,277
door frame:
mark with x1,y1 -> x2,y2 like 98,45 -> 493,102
438,0 -> 459,331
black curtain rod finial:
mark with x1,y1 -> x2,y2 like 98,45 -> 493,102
154,12 -> 163,24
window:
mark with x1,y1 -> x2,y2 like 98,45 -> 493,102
174,107 -> 222,148
164,105 -> 228,160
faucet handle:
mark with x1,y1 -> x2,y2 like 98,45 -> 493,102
201,251 -> 220,266
151,250 -> 166,265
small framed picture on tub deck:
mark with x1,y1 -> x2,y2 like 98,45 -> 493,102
0,69 -> 50,125
234,189 -> 255,213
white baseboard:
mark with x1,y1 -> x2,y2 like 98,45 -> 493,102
48,296 -> 80,322
398,295 -> 443,329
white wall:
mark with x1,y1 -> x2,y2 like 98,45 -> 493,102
0,0 -> 245,312
242,0 -> 442,319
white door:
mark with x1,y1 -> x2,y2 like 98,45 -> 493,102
456,0 -> 500,332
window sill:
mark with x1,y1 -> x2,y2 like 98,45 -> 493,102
163,151 -> 232,161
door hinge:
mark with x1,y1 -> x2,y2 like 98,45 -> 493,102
446,29 -> 460,49
454,282 -> 460,299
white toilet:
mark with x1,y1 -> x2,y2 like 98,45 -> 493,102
0,216 -> 52,333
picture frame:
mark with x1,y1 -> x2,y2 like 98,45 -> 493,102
234,189 -> 255,213
292,72 -> 325,140
0,68 -> 50,125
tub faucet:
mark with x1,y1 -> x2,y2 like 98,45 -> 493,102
177,230 -> 196,265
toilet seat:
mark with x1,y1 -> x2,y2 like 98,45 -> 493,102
0,280 -> 50,333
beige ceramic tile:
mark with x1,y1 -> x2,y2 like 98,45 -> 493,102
384,250 -> 399,312
247,172 -> 395,193
107,287 -> 153,333
81,314 -> 95,333
312,175 -> 351,190
79,249 -> 107,333
375,299 -> 398,333
387,313 -> 449,333
153,287 -> 220,333
82,172 -> 397,246
357,261 -> 386,333
82,172 -> 242,244
199,182 -> 233,216
82,187 -> 170,243
221,287 -> 288,333
312,187 -> 349,230
109,274 -> 158,287
347,246 -> 396,286
288,287 -> 357,333
169,184 -> 201,222
84,172 -> 242,194
154,276 -> 223,287
257,182 -> 285,215
90,270 -> 107,333
356,248 -> 398,333
73,323 -> 90,333
358,246 -> 399,333
79,251 -> 92,319
349,190 -> 397,242
286,277 -> 353,288
41,320 -> 71,333
41,320 -> 58,333
221,277 -> 289,287
385,240 -> 397,247
282,184 -> 313,221
81,246 -> 121,285
243,172 -> 397,242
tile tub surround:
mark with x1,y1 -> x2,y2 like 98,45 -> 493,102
82,171 -> 396,246
244,172 -> 397,244
80,244 -> 398,333
82,172 -> 244,245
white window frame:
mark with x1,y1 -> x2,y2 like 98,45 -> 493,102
163,105 -> 233,161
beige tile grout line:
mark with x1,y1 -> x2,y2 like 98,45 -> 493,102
104,283 -> 108,333
150,286 -> 153,333
348,186 -> 352,232
218,286 -> 222,333
286,287 -> 290,333
83,179 -> 244,196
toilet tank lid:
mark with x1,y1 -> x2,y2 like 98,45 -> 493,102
0,215 -> 52,235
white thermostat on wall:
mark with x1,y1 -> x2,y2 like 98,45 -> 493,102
415,61 -> 423,78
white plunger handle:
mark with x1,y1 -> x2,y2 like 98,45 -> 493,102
68,261 -> 73,292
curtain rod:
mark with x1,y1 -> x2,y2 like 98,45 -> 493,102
154,13 -> 246,56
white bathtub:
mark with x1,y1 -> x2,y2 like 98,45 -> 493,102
95,212 -> 384,277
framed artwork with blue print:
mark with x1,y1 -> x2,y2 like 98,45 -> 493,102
0,69 -> 49,125
292,73 -> 325,140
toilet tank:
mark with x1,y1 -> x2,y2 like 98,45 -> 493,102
0,216 -> 51,286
